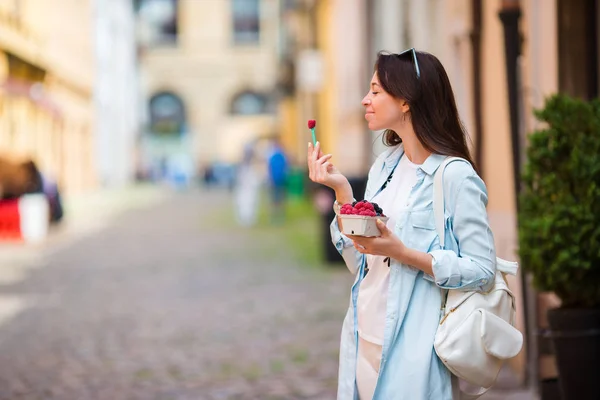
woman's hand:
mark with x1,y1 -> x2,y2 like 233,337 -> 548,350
347,219 -> 406,258
307,141 -> 350,193
349,220 -> 434,275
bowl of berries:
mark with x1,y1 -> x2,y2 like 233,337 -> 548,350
338,200 -> 389,237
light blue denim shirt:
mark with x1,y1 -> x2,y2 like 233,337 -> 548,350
331,144 -> 496,400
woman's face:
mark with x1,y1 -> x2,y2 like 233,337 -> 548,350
362,72 -> 407,131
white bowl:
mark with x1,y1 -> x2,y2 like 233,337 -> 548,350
339,215 -> 389,237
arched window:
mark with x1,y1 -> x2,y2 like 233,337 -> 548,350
148,91 -> 186,136
230,90 -> 270,115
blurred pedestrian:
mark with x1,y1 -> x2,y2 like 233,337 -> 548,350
307,49 -> 496,400
234,143 -> 262,227
266,138 -> 288,224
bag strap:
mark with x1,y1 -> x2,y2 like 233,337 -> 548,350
433,157 -> 464,311
433,156 -> 465,247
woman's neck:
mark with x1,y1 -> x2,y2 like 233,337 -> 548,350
395,123 -> 430,165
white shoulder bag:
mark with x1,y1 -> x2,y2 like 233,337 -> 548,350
432,157 -> 524,400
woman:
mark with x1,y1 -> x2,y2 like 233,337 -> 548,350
307,50 -> 496,400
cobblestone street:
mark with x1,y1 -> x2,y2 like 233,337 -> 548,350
0,190 -> 352,400
0,189 -> 536,400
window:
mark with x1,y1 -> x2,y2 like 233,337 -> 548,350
148,92 -> 186,136
135,0 -> 178,47
230,91 -> 270,115
558,0 -> 598,99
232,0 -> 260,44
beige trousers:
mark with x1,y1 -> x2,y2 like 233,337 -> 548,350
356,337 -> 383,400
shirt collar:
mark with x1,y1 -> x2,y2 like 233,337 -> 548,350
419,153 -> 447,175
383,144 -> 447,176
382,144 -> 404,174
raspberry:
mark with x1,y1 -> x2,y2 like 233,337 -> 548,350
363,203 -> 374,211
344,200 -> 385,217
340,205 -> 353,214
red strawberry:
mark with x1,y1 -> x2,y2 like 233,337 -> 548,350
307,120 -> 316,129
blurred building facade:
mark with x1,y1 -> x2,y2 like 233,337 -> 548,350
135,0 -> 281,179
0,0 -> 96,194
0,0 -> 141,194
279,0 -> 597,395
277,0 -> 369,176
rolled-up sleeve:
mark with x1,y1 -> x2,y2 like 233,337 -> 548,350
330,216 -> 364,275
428,173 -> 496,291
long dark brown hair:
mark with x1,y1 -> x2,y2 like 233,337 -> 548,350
375,51 -> 477,172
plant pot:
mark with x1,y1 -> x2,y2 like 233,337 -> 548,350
546,307 -> 600,400
540,378 -> 561,400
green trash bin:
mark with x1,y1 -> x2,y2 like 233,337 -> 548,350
286,168 -> 305,198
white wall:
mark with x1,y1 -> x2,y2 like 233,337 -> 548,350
94,0 -> 139,187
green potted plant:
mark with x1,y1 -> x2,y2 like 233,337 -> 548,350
519,94 -> 600,400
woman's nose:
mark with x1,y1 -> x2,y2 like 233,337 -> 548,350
362,96 -> 371,106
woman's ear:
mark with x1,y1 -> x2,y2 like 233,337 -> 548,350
400,100 -> 410,114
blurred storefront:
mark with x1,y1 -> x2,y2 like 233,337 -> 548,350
0,0 -> 96,195
0,0 -> 140,195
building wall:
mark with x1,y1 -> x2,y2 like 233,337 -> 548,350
0,0 -> 97,194
282,0 -> 564,387
94,0 -> 139,187
365,0 -> 557,383
138,0 -> 280,166
325,0 -> 367,177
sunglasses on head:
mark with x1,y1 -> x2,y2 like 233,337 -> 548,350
397,48 -> 421,79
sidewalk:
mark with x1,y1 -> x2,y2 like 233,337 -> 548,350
0,184 -> 170,263
480,365 -> 538,399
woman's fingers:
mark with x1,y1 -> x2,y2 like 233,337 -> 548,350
311,141 -> 320,163
307,141 -> 335,185
307,142 -> 314,176
353,241 -> 366,253
317,154 -> 333,164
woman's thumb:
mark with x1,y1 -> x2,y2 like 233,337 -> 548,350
376,218 -> 388,234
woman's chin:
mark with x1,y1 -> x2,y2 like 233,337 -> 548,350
367,121 -> 383,131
